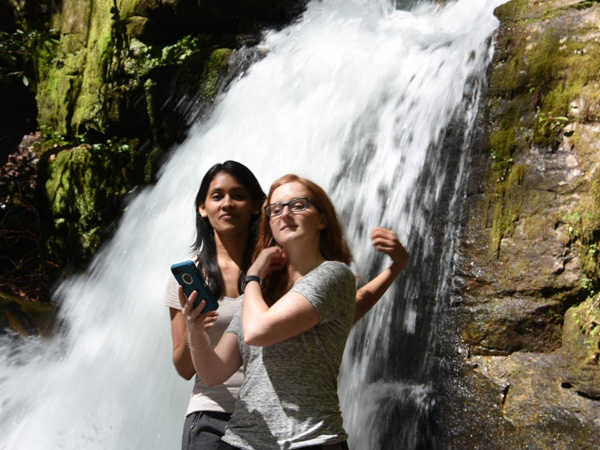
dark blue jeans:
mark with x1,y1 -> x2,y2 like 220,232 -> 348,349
217,441 -> 350,450
182,411 -> 232,450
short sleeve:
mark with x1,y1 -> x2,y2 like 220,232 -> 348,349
163,275 -> 181,309
291,261 -> 356,323
225,304 -> 243,336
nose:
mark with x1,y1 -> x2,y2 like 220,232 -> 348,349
222,195 -> 233,209
279,204 -> 293,219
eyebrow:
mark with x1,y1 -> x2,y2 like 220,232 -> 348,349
209,186 -> 248,193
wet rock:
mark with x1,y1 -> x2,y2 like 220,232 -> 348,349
440,0 -> 600,447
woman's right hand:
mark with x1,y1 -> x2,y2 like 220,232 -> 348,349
247,246 -> 287,279
178,286 -> 219,332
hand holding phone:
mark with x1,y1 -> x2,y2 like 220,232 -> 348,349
171,260 -> 219,314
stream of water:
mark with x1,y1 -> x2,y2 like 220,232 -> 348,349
0,0 -> 505,448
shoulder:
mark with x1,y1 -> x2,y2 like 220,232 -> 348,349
317,261 -> 355,283
295,261 -> 355,323
296,261 -> 355,296
225,303 -> 244,336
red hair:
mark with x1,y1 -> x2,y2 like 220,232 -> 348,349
254,174 -> 352,303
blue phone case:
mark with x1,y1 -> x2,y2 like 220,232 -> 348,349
170,260 -> 219,314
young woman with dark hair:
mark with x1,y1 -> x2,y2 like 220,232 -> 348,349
178,174 -> 409,450
165,161 -> 266,450
166,165 -> 409,450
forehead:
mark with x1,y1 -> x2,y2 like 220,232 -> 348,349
271,181 -> 310,202
208,172 -> 247,191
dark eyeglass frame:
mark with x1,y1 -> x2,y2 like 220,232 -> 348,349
264,197 -> 315,218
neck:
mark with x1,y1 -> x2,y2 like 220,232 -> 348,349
214,230 -> 250,298
286,241 -> 325,282
214,230 -> 249,267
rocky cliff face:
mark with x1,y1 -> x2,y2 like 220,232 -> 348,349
439,0 -> 600,447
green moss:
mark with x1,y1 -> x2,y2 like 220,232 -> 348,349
561,170 -> 600,296
43,141 -> 137,264
507,163 -> 525,185
491,199 -> 519,255
531,34 -> 600,146
494,0 -> 530,24
200,48 -> 233,101
489,162 -> 527,255
487,0 -> 600,258
489,127 -> 516,180
562,295 -> 600,395
139,34 -> 212,76
98,30 -> 115,81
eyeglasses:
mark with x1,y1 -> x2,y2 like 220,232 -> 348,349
264,197 -> 313,218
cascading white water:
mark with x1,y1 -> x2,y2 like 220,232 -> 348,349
0,0 -> 505,449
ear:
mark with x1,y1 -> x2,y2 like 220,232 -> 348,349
318,214 -> 327,230
253,199 -> 264,215
199,204 -> 207,218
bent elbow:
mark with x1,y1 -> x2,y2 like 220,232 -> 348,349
244,335 -> 264,347
176,367 -> 194,381
199,372 -> 229,387
243,328 -> 272,347
173,357 -> 195,380
203,378 -> 219,388
243,320 -> 278,346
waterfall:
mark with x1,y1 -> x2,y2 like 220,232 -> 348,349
0,0 -> 505,449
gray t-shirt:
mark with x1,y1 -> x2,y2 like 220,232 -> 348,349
222,261 -> 356,450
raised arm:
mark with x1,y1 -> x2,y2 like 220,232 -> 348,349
354,227 -> 409,324
178,287 -> 243,387
242,247 -> 321,347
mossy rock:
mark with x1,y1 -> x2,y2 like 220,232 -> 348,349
0,292 -> 57,336
488,0 -> 600,259
41,142 -> 137,265
562,296 -> 600,398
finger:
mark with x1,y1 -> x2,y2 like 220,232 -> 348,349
372,238 -> 397,251
374,244 -> 396,255
179,287 -> 198,316
371,227 -> 395,239
372,230 -> 397,246
191,299 -> 207,321
177,285 -> 188,309
203,313 -> 218,324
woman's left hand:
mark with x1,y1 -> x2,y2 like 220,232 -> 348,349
371,227 -> 409,275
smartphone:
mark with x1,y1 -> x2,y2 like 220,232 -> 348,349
170,260 -> 219,314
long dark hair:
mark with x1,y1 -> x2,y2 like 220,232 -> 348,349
254,174 -> 352,303
192,161 -> 265,298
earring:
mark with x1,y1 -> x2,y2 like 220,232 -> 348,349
201,213 -> 207,218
